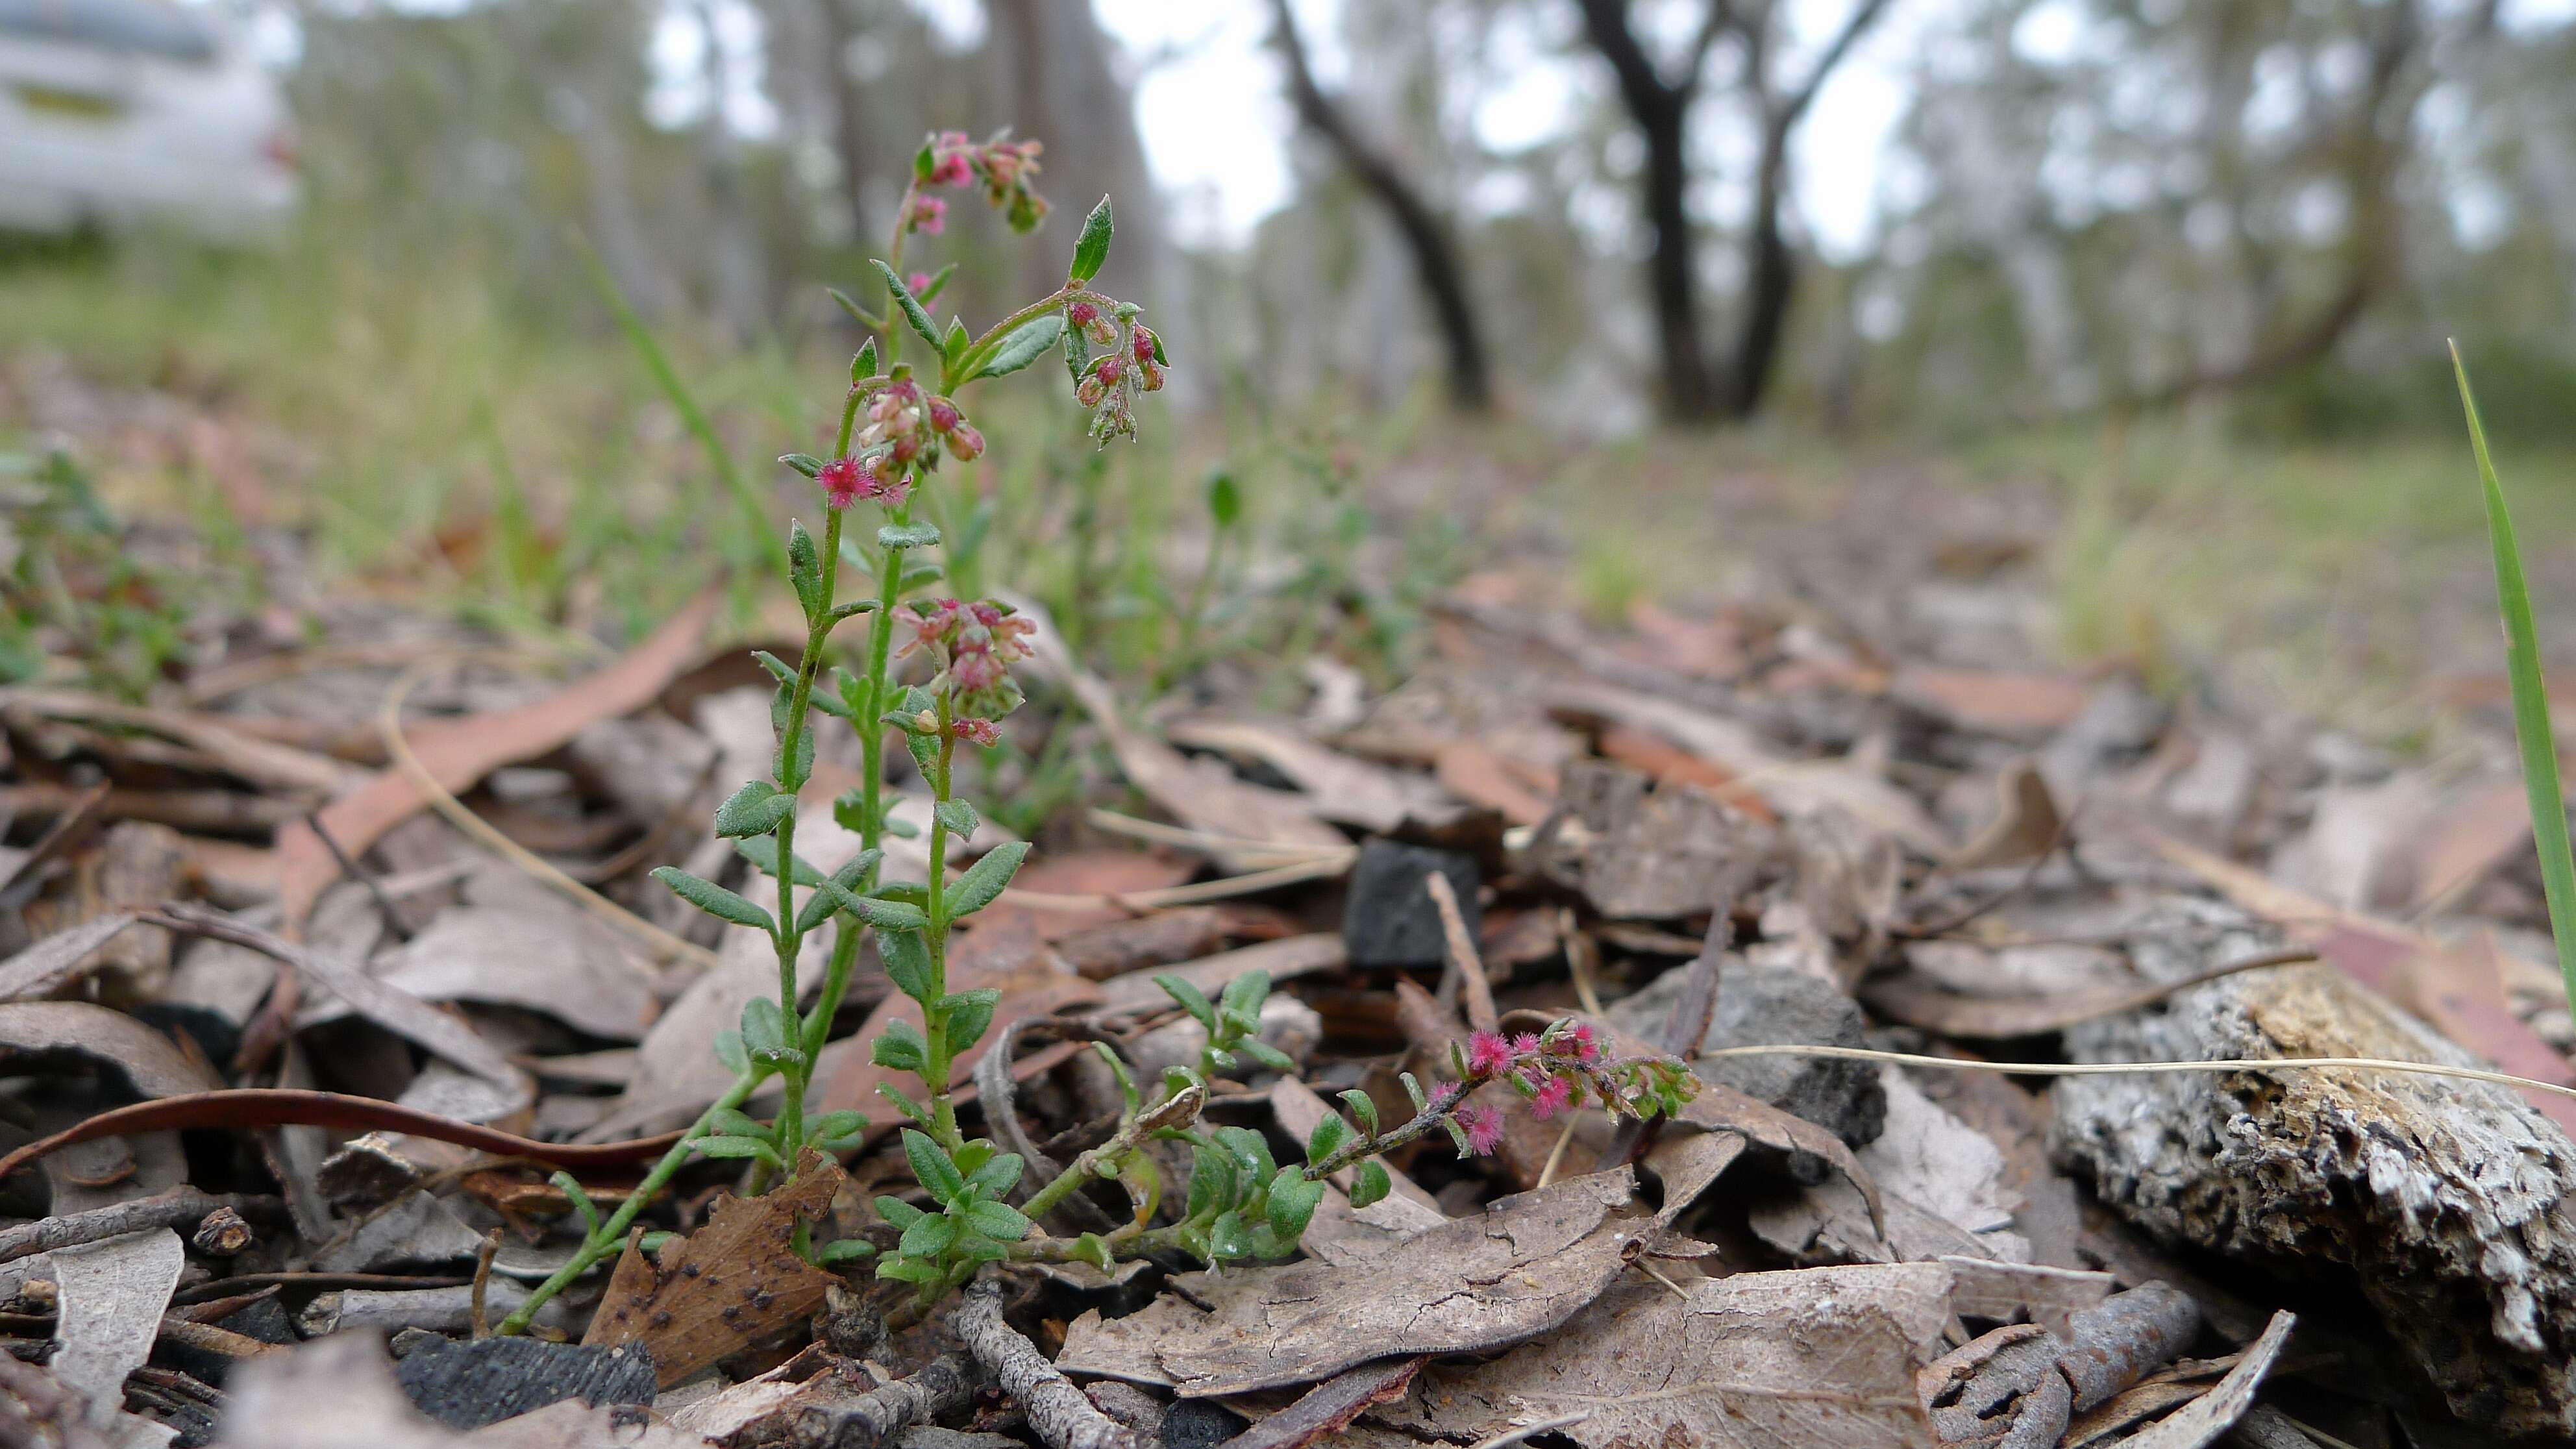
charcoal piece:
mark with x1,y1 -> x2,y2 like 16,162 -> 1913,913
210,1296 -> 295,1346
1161,1398 -> 1247,1449
393,1334 -> 654,1430
1341,840 -> 1478,969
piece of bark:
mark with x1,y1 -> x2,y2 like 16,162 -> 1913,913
952,1281 -> 1141,1449
586,1154 -> 847,1387
51,1228 -> 186,1438
1211,1356 -> 1423,1449
1056,1169 -> 1641,1397
2111,1311 -> 2294,1449
2051,957 -> 2576,1435
1528,760 -> 1774,921
0,1189 -> 270,1265
1938,1259 -> 2114,1337
1920,1283 -> 2200,1448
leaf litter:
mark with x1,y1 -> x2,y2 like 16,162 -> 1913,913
1,495 -> 2573,1449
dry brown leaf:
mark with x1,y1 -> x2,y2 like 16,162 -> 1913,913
2108,1310 -> 2294,1449
586,1152 -> 847,1387
1431,739 -> 1556,826
0,914 -> 142,1002
1165,717 -> 1450,834
2401,776 -> 2531,911
1056,1169 -> 1641,1396
50,1228 -> 186,1449
1947,757 -> 2061,871
1377,1264 -> 1953,1449
312,898 -> 655,1043
272,588 -> 719,930
1595,721 -> 1778,822
1940,1258 -> 2115,1337
1893,666 -> 2092,739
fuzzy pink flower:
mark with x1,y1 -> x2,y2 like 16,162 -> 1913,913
1510,1032 -> 1541,1056
951,649 -> 1004,692
930,151 -> 972,186
1466,1030 -> 1513,1077
908,271 -> 935,296
817,455 -> 869,510
1452,1104 -> 1504,1157
908,195 -> 947,235
952,716 -> 1000,747
1556,1022 -> 1601,1063
1131,325 -> 1157,365
1529,1074 -> 1575,1121
1067,300 -> 1098,328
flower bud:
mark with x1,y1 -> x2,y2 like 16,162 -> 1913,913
1131,326 -> 1157,365
906,195 -> 947,235
926,398 -> 961,433
953,717 -> 1000,747
947,423 -> 984,461
1138,361 -> 1164,393
1075,375 -> 1107,408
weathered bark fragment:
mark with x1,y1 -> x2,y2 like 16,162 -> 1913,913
2051,948 -> 2576,1435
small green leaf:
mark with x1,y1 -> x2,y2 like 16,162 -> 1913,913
876,1082 -> 934,1126
879,521 -> 943,551
961,1199 -> 1031,1241
1068,195 -> 1113,284
1215,1126 -> 1274,1183
942,316 -> 969,362
817,1239 -> 876,1264
1155,974 -> 1219,1032
736,836 -> 823,884
952,1140 -> 995,1177
1185,1144 -> 1235,1220
898,1213 -> 958,1258
934,799 -> 980,842
1241,1039 -> 1295,1073
1349,1161 -> 1392,1211
965,1152 -> 1025,1200
880,928 -> 933,1001
714,780 -> 795,839
1207,470 -> 1241,527
1095,1041 -> 1141,1113
810,1110 -> 868,1147
1337,1089 -> 1379,1138
874,1195 -> 926,1228
1071,1232 -> 1115,1271
941,987 -> 1001,1052
689,1134 -> 784,1169
1304,1111 -> 1351,1166
943,841 -> 1028,921
808,671 -> 854,718
780,452 -> 824,478
776,726 -> 815,795
913,140 -> 936,181
551,1171 -> 600,1235
1401,1071 -> 1428,1113
872,259 -> 942,351
952,1232 -> 1009,1265
851,336 -> 878,379
1265,1167 -> 1324,1240
976,315 -> 1065,379
902,1128 -> 966,1202
1220,969 -> 1270,1024
704,1108 -> 771,1140
652,867 -> 775,934
740,997 -> 790,1057
833,889 -> 928,932
1208,1208 -> 1250,1261
752,650 -> 796,687
876,1254 -> 941,1285
826,599 -> 878,625
788,521 -> 823,617
713,1028 -> 750,1076
871,1020 -> 927,1073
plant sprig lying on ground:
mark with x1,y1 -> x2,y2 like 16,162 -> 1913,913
500,132 -> 1694,1334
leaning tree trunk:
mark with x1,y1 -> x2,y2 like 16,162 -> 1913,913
1638,100 -> 1717,423
1267,0 -> 1491,412
1724,120 -> 1796,419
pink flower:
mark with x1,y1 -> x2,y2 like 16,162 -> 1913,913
1529,1074 -> 1574,1121
1074,374 -> 1107,409
1130,325 -> 1157,365
1511,1033 -> 1541,1056
908,271 -> 935,297
1452,1104 -> 1504,1157
951,648 -> 1004,692
1467,1030 -> 1513,1077
946,423 -> 984,462
930,151 -> 972,186
1067,301 -> 1098,328
926,398 -> 961,432
1096,355 -> 1124,386
1555,1022 -> 1601,1063
908,195 -> 947,235
898,600 -> 961,655
817,455 -> 868,510
952,717 -> 1000,748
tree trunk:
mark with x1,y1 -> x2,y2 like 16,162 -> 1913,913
1639,99 -> 1717,422
1267,0 -> 1491,411
1724,119 -> 1796,418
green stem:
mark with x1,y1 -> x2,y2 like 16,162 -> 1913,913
765,507 -> 846,1163
945,286 -> 1093,390
495,1070 -> 766,1335
1304,1078 -> 1477,1180
921,693 -> 961,1150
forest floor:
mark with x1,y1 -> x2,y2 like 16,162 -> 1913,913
6,271 -> 2576,1449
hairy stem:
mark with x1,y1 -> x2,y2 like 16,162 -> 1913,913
921,693 -> 961,1150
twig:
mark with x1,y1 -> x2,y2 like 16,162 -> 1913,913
779,1351 -> 978,1449
951,1279 -> 1143,1449
1082,808 -> 1352,868
468,1228 -> 503,1337
303,812 -> 415,943
1536,1118 -> 1578,1189
377,667 -> 716,974
1426,871 -> 1497,1032
1695,1043 -> 2576,1100
0,1189 -> 276,1265
1559,909 -> 1605,1019
1000,854 -> 1356,912
1629,1258 -> 1692,1302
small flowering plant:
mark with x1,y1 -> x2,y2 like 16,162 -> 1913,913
496,132 -> 1692,1333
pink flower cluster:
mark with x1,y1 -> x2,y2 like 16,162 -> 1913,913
898,598 -> 1035,726
1447,1022 -> 1606,1155
1069,307 -> 1167,443
858,377 -> 983,479
919,130 -> 1048,232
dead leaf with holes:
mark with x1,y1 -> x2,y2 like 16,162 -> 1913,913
584,1150 -> 847,1387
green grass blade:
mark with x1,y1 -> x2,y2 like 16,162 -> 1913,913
571,234 -> 789,580
2452,340 -> 2576,1008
